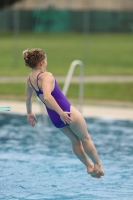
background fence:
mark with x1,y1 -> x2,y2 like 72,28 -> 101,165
0,9 -> 133,32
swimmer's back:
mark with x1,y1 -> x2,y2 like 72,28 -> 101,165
29,72 -> 71,128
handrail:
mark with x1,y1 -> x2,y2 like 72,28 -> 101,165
62,60 -> 84,113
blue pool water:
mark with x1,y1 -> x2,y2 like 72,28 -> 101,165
0,113 -> 133,200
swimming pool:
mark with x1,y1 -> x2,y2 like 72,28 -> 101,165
0,113 -> 133,200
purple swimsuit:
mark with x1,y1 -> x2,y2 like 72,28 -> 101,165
29,72 -> 71,128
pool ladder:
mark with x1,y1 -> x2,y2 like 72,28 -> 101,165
38,60 -> 84,117
62,60 -> 84,113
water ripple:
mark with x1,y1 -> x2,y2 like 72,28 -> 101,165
0,114 -> 133,199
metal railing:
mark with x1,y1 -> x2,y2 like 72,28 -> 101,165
62,60 -> 84,113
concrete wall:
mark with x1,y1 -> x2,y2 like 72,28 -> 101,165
12,0 -> 133,11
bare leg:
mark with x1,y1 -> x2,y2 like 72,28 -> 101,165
60,126 -> 94,174
69,106 -> 104,177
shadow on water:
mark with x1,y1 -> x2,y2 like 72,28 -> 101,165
0,113 -> 133,200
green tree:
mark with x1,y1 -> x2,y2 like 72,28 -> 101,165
0,0 -> 22,9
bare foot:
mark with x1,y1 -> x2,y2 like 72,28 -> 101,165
87,166 -> 94,174
91,171 -> 102,178
91,164 -> 104,177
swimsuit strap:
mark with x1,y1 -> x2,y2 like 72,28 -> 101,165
28,72 -> 43,96
29,74 -> 36,91
36,72 -> 44,90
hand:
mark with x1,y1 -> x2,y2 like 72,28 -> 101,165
60,112 -> 72,125
27,113 -> 37,127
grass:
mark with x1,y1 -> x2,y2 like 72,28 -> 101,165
0,82 -> 133,103
0,32 -> 133,76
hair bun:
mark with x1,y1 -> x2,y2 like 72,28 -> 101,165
23,49 -> 29,59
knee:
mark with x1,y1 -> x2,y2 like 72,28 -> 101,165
81,135 -> 91,143
72,138 -> 81,146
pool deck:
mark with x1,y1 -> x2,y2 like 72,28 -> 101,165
0,100 -> 133,120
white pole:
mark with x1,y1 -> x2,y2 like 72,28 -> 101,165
62,60 -> 84,113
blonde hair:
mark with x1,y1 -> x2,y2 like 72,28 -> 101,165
22,48 -> 46,69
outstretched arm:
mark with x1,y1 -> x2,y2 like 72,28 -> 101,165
26,77 -> 37,126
